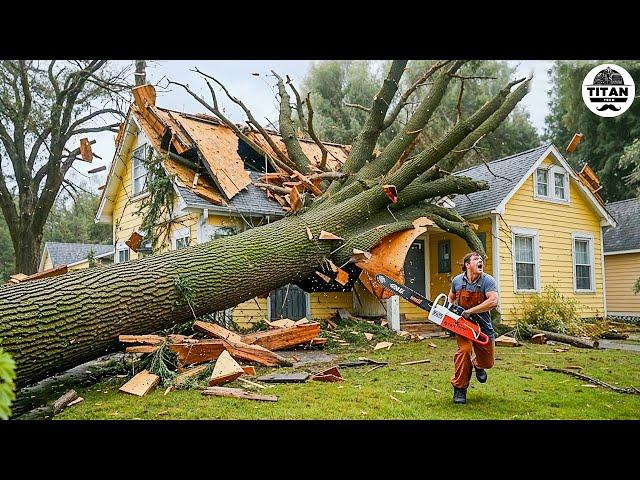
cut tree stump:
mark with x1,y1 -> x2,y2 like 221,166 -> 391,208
201,386 -> 278,402
531,333 -> 547,344
193,321 -> 242,343
119,370 -> 160,397
209,350 -> 245,386
495,335 -> 520,347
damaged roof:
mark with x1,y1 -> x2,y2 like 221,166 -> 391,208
603,198 -> 640,253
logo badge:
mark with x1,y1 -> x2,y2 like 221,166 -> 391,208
582,64 -> 635,117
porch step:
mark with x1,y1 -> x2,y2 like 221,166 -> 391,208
400,321 -> 444,335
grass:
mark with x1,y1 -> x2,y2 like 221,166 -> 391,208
53,326 -> 640,420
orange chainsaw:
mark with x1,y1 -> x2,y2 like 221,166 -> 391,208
375,273 -> 490,345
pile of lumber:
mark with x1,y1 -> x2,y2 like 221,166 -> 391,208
254,171 -> 327,213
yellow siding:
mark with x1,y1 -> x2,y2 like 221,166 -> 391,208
310,292 -> 353,320
69,260 -> 89,271
499,156 -> 605,322
232,298 -> 269,326
427,218 -> 494,299
604,253 -> 640,314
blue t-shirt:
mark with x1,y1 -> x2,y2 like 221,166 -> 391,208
451,272 -> 498,338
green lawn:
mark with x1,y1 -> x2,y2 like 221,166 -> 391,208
55,333 -> 640,420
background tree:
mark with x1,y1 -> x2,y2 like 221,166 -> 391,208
0,60 -> 533,388
544,60 -> 640,202
302,60 -> 539,170
0,60 -> 130,275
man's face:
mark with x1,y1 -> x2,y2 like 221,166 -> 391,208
466,254 -> 484,276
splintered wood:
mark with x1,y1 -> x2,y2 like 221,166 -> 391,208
373,341 -> 393,351
318,230 -> 343,241
335,268 -> 350,286
240,323 -> 321,351
119,370 -> 160,397
311,366 -> 344,382
193,320 -> 242,343
306,226 -> 314,240
79,138 -> 93,162
209,350 -> 245,386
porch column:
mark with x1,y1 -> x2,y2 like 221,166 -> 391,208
387,295 -> 400,331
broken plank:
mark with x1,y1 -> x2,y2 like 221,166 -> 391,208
310,337 -> 327,346
400,359 -> 431,366
269,318 -> 296,329
495,335 -> 521,347
209,350 -> 245,386
240,323 -> 321,351
125,345 -> 159,354
311,366 -> 343,382
335,268 -> 349,286
223,340 -> 293,367
174,364 -> 208,384
169,340 -> 227,366
256,373 -> 310,383
119,370 -> 160,397
201,386 -> 278,402
119,334 -> 166,345
242,365 -> 256,376
193,320 -> 242,343
238,377 -> 267,389
373,341 -> 393,351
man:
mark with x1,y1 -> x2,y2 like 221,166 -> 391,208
447,251 -> 499,404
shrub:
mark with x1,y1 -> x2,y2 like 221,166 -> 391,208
515,285 -> 578,334
0,344 -> 16,420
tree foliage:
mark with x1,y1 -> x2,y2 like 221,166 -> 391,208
544,60 -> 640,202
0,344 -> 16,420
302,60 -> 540,170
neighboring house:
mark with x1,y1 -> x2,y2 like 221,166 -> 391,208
603,198 -> 640,319
39,242 -> 114,272
94,84 -> 617,328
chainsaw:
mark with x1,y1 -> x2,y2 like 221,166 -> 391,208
375,273 -> 490,345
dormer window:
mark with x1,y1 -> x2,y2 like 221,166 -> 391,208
132,144 -> 150,197
534,165 -> 569,203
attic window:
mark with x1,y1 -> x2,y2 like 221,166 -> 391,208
534,165 -> 569,203
132,144 -> 151,197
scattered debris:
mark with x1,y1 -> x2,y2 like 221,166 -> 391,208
381,321 -> 389,328
256,373 -> 310,383
351,248 -> 372,262
363,364 -> 386,375
242,366 -> 256,376
311,366 -> 344,382
373,341 -> 393,351
318,230 -> 343,241
364,333 -> 374,341
241,323 -> 321,351
431,387 -> 441,393
52,390 -> 81,415
531,329 -> 599,349
389,394 -> 402,403
201,386 -> 278,402
339,358 -> 388,368
208,350 -> 245,386
543,367 -> 640,394
495,335 -> 521,347
400,359 -> 431,366
531,333 -> 547,344
193,320 -> 242,343
119,370 -> 160,397
119,334 -> 166,345
315,271 -> 332,283
268,319 -> 297,328
335,268 -> 349,286
565,365 -> 583,370
428,342 -> 437,349
552,348 -> 569,353
238,377 -> 268,389
305,226 -> 314,240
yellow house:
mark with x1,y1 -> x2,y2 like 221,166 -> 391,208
38,242 -> 114,272
603,198 -> 640,319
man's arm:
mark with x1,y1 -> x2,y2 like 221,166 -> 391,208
461,291 -> 499,318
447,289 -> 456,304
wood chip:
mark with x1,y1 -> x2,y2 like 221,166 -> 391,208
373,341 -> 393,351
389,394 -> 402,403
364,333 -> 374,341
335,268 -> 349,286
315,271 -> 332,283
318,230 -> 343,241
428,342 -> 437,349
209,350 -> 245,386
400,359 -> 431,366
242,365 -> 256,376
119,370 -> 160,397
306,226 -> 314,240
238,377 -> 267,389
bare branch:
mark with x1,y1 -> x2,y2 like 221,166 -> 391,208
287,79 -> 307,133
344,102 -> 371,113
253,182 -> 292,195
305,92 -> 329,171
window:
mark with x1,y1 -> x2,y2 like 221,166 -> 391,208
173,227 -> 191,250
132,145 -> 150,197
512,227 -> 539,292
536,169 -> 548,196
534,166 -> 569,203
478,232 -> 487,253
573,233 -> 595,292
438,240 -> 451,273
213,226 -> 238,240
554,172 -> 567,200
116,245 -> 130,263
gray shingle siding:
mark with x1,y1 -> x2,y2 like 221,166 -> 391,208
45,242 -> 114,267
177,171 -> 284,217
451,144 -> 551,218
603,198 -> 640,253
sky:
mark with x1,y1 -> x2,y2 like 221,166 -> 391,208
77,60 -> 555,191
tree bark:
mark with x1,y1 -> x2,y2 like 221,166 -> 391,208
531,329 -> 600,349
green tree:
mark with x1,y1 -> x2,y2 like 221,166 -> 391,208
0,344 -> 16,420
301,60 -> 539,170
544,60 -> 640,202
43,191 -> 111,245
0,214 -> 13,282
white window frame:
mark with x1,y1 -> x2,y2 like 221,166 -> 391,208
115,243 -> 130,263
131,144 -> 150,199
572,232 -> 596,293
172,226 -> 191,251
533,165 -> 570,204
511,226 -> 540,293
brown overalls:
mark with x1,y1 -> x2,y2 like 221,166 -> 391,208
450,287 -> 495,389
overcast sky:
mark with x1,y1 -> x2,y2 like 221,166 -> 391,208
79,60 -> 554,191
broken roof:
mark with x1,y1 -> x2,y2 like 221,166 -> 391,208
603,198 -> 640,253
43,242 -> 113,267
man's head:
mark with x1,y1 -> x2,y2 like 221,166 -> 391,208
462,251 -> 485,277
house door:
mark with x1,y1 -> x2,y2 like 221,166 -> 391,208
270,284 -> 308,320
404,239 -> 426,297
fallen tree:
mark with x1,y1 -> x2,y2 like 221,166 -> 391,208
0,60 -> 532,388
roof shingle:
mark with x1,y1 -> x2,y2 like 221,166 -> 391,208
603,198 -> 640,253
44,242 -> 114,267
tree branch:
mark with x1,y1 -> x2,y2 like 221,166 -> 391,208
343,102 -> 371,113
393,175 -> 489,210
305,92 -> 329,171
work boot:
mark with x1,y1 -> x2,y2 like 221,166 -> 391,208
475,367 -> 487,383
453,387 -> 467,404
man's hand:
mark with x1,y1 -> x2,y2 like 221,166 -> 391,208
461,310 -> 471,319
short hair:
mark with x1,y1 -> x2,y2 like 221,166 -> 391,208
461,251 -> 484,272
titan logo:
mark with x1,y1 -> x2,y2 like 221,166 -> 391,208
582,64 -> 635,118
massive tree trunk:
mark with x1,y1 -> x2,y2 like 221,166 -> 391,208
0,60 -> 532,389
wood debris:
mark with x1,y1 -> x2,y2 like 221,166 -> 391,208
119,370 -> 160,397
193,320 -> 242,343
531,333 -> 547,344
351,248 -> 372,263
237,377 -> 267,389
318,230 -> 343,241
201,386 -> 278,402
294,318 -> 309,325
363,364 -> 385,375
53,390 -> 80,415
495,335 -> 520,347
268,318 -> 296,328
383,184 -> 398,203
400,359 -> 431,366
427,342 -> 437,348
241,365 -> 256,376
119,334 -> 166,345
335,268 -> 349,286
208,350 -> 245,386
311,366 -> 344,382
373,341 -> 393,351
126,345 -> 159,354
241,322 -> 321,351
315,271 -> 332,283
389,394 -> 402,403
79,138 -> 93,162
174,364 -> 208,384
305,226 -> 314,240
364,333 -> 374,341
125,231 -> 144,252
256,373 -> 310,383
